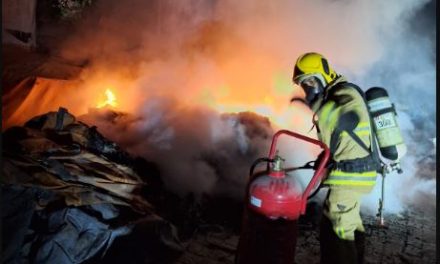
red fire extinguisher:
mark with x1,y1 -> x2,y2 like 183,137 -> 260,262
236,129 -> 330,264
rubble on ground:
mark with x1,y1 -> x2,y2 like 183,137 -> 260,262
1,108 -> 183,263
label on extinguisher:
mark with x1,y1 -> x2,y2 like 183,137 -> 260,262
250,196 -> 262,207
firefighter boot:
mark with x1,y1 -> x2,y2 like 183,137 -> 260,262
320,216 -> 358,264
354,231 -> 366,264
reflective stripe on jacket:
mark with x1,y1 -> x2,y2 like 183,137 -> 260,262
325,170 -> 377,186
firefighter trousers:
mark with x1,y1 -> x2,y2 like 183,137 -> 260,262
322,186 -> 365,241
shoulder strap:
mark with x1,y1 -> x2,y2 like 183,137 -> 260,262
329,111 -> 370,155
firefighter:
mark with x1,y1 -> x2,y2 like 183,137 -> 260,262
292,52 -> 378,264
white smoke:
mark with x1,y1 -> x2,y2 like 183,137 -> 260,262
79,99 -> 273,199
355,1 -> 436,215
54,0 -> 435,214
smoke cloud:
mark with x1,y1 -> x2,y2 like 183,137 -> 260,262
52,0 -> 435,214
79,102 -> 273,200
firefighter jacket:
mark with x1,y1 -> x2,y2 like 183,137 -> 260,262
316,76 -> 377,191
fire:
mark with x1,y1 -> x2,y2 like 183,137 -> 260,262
212,102 -> 309,132
83,60 -> 313,134
96,89 -> 118,108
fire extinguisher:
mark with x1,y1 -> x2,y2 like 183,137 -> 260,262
235,130 -> 330,264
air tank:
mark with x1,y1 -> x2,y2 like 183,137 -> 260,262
365,87 -> 407,163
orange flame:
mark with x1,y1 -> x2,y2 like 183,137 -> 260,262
96,89 -> 118,108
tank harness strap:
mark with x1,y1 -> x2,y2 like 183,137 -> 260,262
333,156 -> 378,173
369,104 -> 396,118
329,109 -> 370,153
333,126 -> 370,154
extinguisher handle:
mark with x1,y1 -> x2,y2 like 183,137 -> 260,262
268,129 -> 330,215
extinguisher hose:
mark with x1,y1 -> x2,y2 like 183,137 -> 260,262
307,182 -> 324,199
249,157 -> 274,178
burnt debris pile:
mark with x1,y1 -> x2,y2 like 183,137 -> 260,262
1,108 -> 186,263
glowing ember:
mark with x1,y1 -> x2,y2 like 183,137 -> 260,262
97,89 -> 118,108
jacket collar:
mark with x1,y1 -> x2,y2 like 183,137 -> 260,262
324,75 -> 347,96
